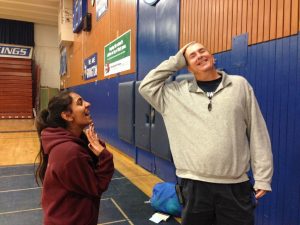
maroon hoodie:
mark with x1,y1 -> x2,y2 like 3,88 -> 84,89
41,127 -> 114,225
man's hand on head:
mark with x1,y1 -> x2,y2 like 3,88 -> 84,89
180,41 -> 196,57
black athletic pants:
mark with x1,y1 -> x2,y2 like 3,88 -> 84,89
180,179 -> 256,225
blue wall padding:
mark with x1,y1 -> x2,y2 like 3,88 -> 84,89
154,156 -> 177,182
150,110 -> 172,161
136,147 -> 155,172
231,33 -> 248,68
118,81 -> 135,144
134,81 -> 151,152
214,33 -> 300,225
136,0 -> 180,178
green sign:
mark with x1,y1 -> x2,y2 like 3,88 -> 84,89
104,30 -> 131,76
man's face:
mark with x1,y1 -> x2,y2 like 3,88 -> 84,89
185,43 -> 215,74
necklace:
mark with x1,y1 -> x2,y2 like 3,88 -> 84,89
206,92 -> 214,111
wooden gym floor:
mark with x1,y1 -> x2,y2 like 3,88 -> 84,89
0,119 -> 165,197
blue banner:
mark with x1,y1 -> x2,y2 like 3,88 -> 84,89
0,44 -> 33,59
73,0 -> 87,33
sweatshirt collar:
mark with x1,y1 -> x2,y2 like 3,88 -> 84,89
189,70 -> 232,93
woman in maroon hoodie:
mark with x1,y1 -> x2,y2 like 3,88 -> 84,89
35,91 -> 114,225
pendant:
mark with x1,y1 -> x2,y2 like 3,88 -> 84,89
208,102 -> 212,111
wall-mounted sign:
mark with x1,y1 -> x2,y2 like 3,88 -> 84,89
104,30 -> 131,76
73,0 -> 87,33
0,43 -> 33,59
96,0 -> 108,21
83,53 -> 97,80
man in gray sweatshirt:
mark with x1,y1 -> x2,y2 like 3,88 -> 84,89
139,42 -> 273,225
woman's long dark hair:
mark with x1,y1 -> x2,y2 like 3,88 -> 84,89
34,90 -> 73,185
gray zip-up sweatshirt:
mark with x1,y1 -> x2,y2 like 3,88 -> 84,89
139,51 -> 273,191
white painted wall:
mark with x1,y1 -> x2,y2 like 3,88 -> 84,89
34,24 -> 60,88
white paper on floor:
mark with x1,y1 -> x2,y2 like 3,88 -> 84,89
149,212 -> 170,223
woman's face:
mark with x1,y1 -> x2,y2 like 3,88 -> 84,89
68,92 -> 92,129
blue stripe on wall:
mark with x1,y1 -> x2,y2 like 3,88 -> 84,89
137,0 -> 179,80
136,0 -> 179,180
285,34 -> 299,225
296,31 -> 300,224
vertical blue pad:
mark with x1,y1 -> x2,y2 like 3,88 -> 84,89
135,81 -> 151,152
118,81 -> 135,144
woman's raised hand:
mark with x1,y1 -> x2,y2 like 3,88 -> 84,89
85,123 -> 105,156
